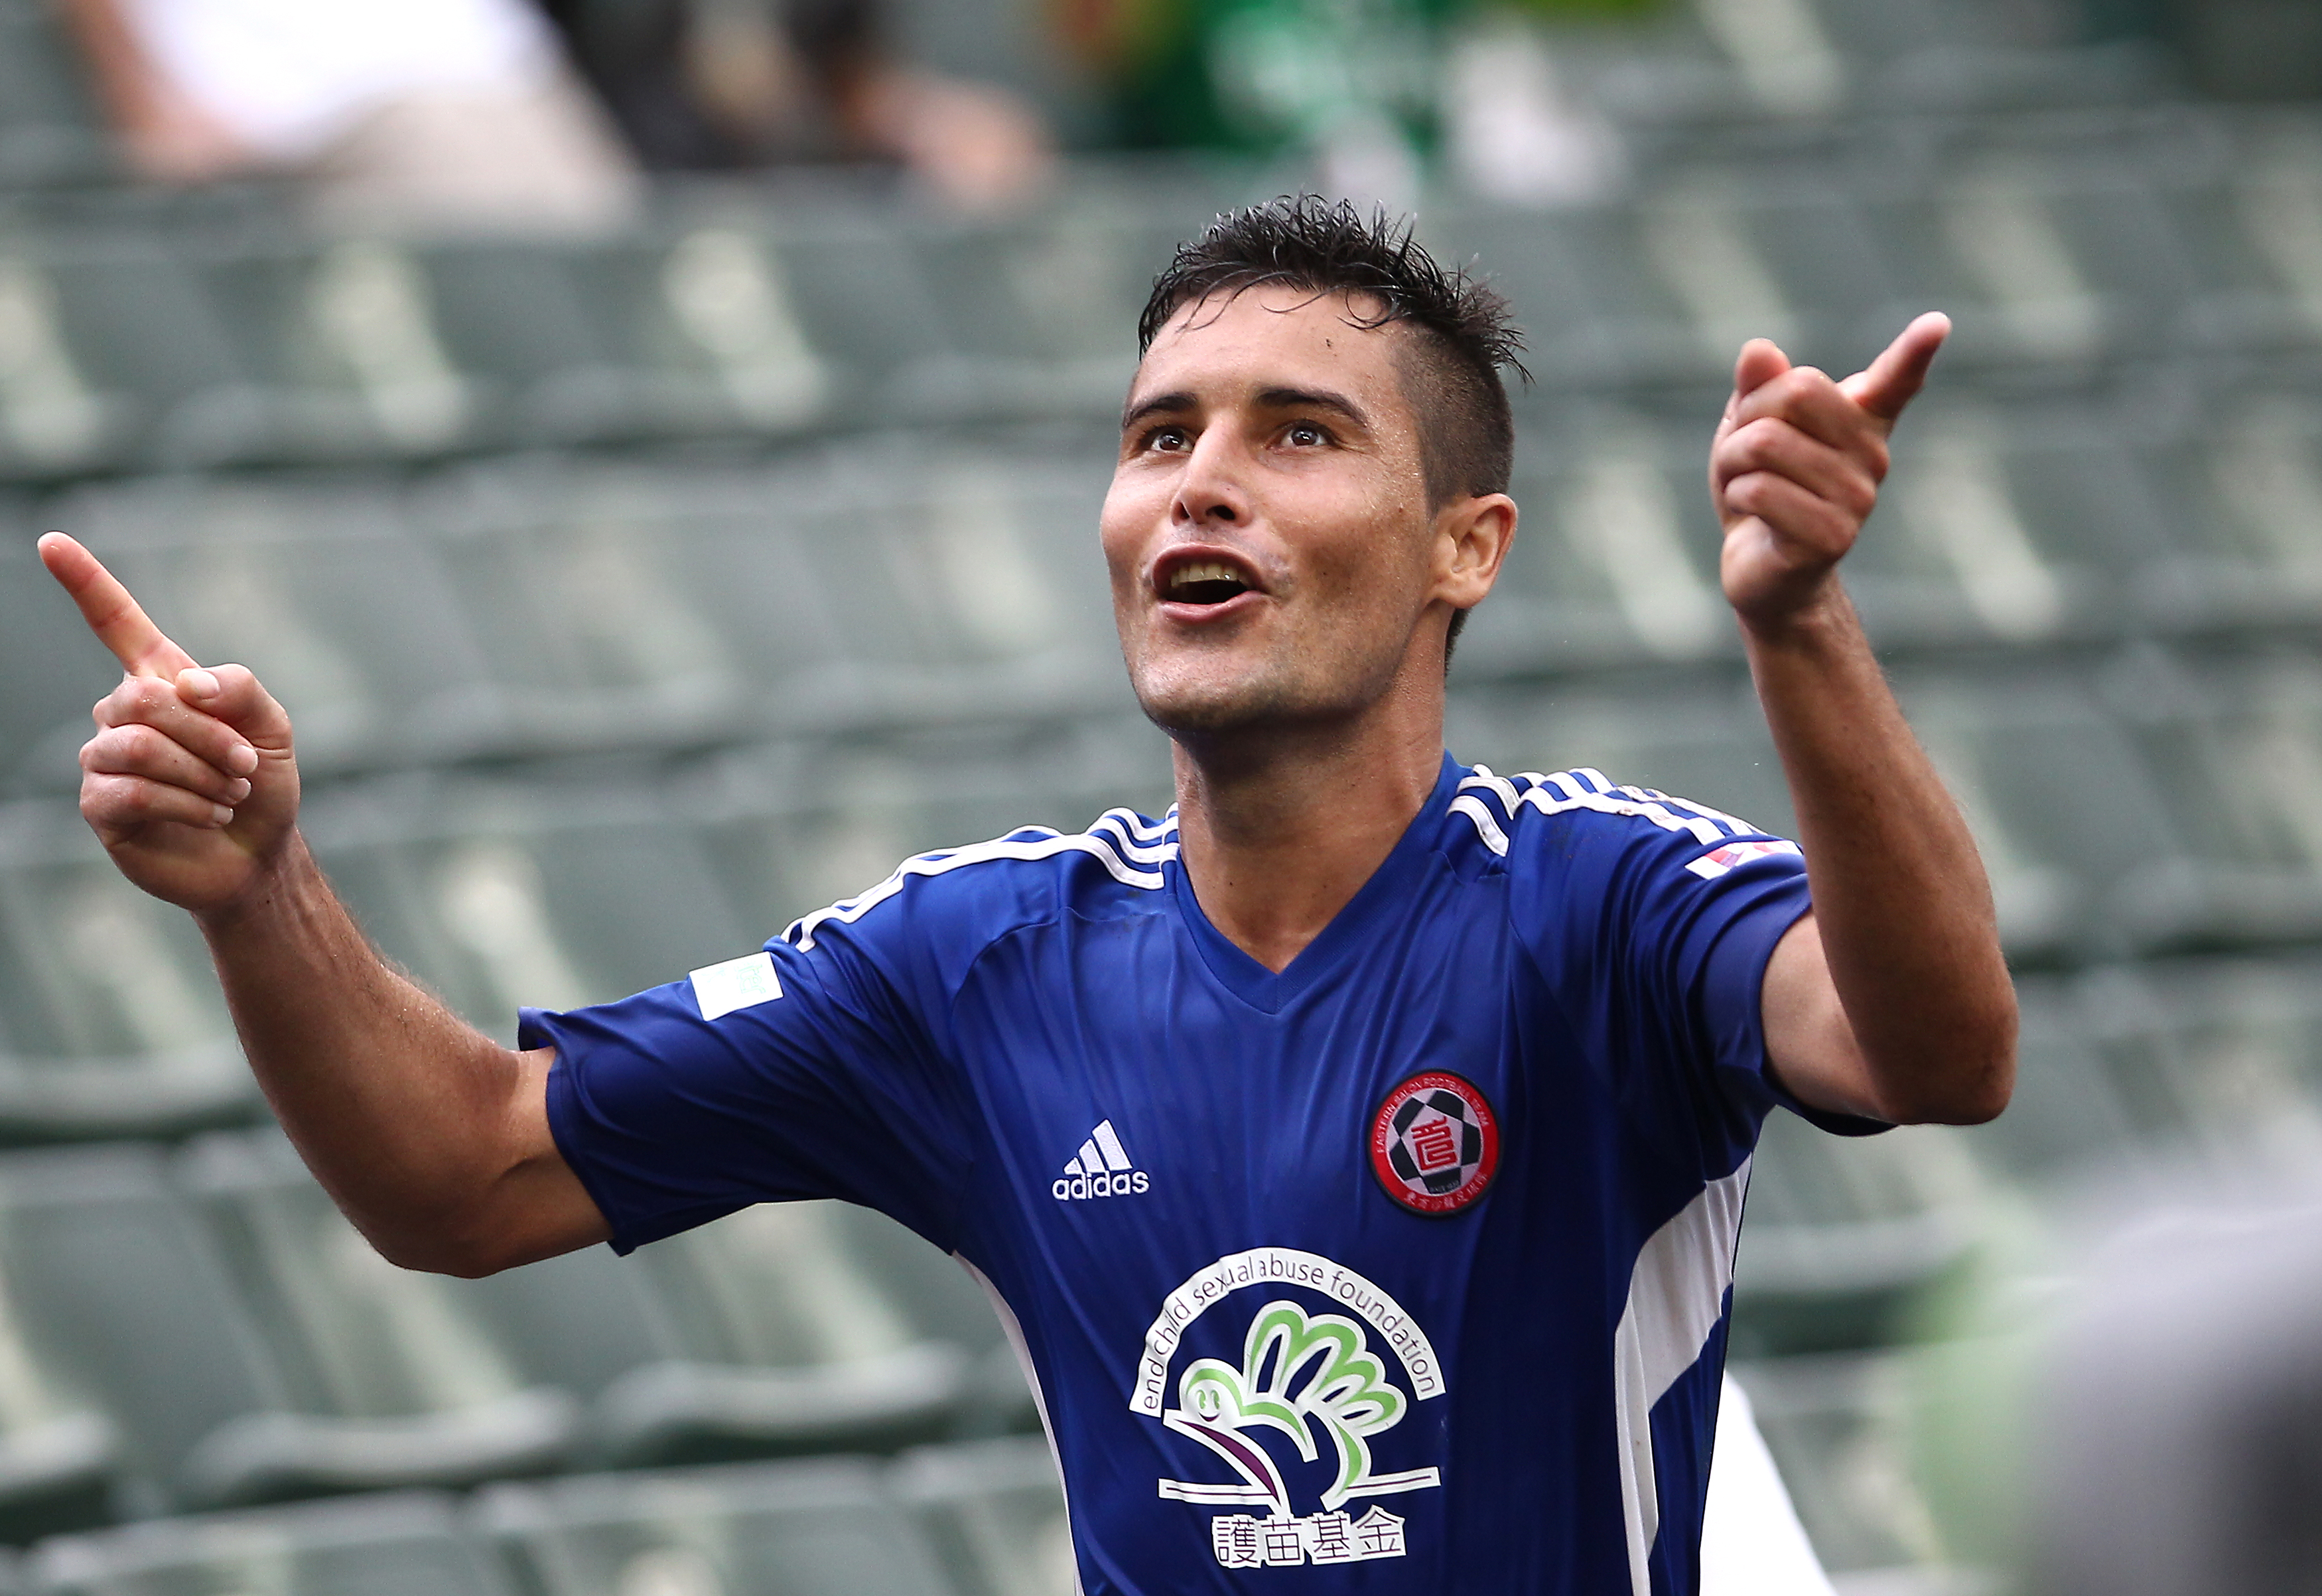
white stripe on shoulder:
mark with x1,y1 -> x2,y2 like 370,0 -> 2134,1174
1613,785 -> 1758,839
1090,809 -> 1179,862
785,819 -> 1177,951
1452,769 -> 1736,848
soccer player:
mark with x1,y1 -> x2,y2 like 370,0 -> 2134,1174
41,197 -> 2013,1594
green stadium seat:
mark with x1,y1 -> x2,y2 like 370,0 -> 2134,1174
1726,1353 -> 1945,1581
0,0 -> 107,189
1731,1112 -> 1985,1357
2132,394 -> 2322,630
2171,124 -> 2322,356
172,1132 -> 579,1502
184,239 -> 496,462
305,781 -> 754,1041
0,509 -> 117,796
557,228 -> 838,438
762,219 -> 954,408
2105,648 -> 2322,947
0,1143 -> 282,1520
0,808 -> 258,1141
419,444 -> 1127,756
588,1199 -> 996,1467
25,1491 -> 516,1596
1889,667 -> 2180,961
2075,955 -> 2322,1173
1469,420 -> 1734,672
475,1455 -> 958,1596
1964,974 -> 2145,1185
894,1437 -> 1073,1596
7,237 -> 247,472
904,208 -> 1174,419
50,476 -> 497,775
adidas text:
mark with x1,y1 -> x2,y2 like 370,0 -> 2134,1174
1054,1119 -> 1148,1201
1054,1169 -> 1150,1201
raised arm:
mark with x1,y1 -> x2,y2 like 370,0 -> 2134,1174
38,532 -> 607,1273
1708,316 -> 2015,1126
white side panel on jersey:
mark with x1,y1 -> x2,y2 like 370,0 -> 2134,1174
1700,1373 -> 1838,1596
1611,1157 -> 1752,1596
958,1254 -> 1085,1596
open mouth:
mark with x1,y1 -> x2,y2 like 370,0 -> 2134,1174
1161,558 -> 1254,607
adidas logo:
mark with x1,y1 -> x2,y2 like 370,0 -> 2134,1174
1052,1119 -> 1150,1201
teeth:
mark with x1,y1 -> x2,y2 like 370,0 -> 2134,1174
1168,560 -> 1246,594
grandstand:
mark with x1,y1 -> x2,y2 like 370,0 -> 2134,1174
0,0 -> 2317,1589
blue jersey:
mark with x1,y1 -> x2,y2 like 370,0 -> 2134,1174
526,754 -> 1873,1596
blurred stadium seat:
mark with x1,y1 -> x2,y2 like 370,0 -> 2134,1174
894,1435 -> 1074,1596
594,1198 -> 1004,1467
0,1143 -> 284,1521
0,808 -> 258,1140
475,1454 -> 958,1596
25,1491 -> 513,1596
172,1132 -> 578,1503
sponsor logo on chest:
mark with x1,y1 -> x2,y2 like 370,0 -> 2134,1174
1052,1118 -> 1150,1201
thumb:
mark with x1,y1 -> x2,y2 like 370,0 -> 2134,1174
1840,311 -> 1951,426
1730,338 -> 1792,409
179,663 -> 294,752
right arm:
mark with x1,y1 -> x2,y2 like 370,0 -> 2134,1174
39,533 -> 607,1276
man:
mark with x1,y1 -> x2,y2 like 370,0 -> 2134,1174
40,198 -> 2013,1593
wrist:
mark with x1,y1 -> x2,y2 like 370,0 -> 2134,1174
194,830 -> 316,939
1732,579 -> 1858,653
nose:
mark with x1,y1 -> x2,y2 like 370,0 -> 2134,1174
1170,428 -> 1249,530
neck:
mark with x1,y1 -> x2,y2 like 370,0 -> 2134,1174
1169,669 -> 1446,974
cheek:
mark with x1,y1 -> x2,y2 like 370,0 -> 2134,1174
1097,496 -> 1149,594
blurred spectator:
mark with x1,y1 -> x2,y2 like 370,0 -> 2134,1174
2084,0 -> 2322,99
2031,1173 -> 2322,1596
539,0 -> 1054,210
1054,0 -> 1643,205
58,0 -> 641,232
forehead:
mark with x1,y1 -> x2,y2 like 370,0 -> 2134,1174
1130,285 -> 1412,405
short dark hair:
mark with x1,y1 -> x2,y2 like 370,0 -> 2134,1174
1138,196 -> 1526,657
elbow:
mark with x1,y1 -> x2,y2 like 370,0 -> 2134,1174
1876,996 -> 2019,1127
356,1207 -> 528,1280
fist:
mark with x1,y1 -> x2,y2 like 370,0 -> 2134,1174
1710,312 -> 1949,628
38,533 -> 301,916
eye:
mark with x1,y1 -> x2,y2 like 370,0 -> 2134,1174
1144,425 -> 1192,453
1285,422 -> 1328,447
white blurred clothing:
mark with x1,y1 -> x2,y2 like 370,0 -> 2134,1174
115,0 -> 558,161
1703,1374 -> 1841,1596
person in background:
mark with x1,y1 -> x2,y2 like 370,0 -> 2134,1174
1052,0 -> 1644,206
58,0 -> 641,232
539,0 -> 1053,210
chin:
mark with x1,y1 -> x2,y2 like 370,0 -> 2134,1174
1129,663 -> 1297,738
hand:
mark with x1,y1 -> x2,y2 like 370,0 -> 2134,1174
1710,312 -> 1949,630
38,532 -> 300,916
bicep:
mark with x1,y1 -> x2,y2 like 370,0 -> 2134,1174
1759,912 -> 1886,1122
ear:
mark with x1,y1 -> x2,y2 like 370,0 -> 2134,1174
1432,492 -> 1517,612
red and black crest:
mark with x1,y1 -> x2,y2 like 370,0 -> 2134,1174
1369,1072 -> 1500,1217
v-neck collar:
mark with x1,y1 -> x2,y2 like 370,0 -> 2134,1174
1168,752 -> 1460,1015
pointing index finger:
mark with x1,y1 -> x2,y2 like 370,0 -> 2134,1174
1840,312 -> 1952,427
37,532 -> 199,681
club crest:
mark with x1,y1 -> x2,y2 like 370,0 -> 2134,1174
1369,1072 -> 1499,1217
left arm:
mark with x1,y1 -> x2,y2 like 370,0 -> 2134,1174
1710,313 -> 2015,1125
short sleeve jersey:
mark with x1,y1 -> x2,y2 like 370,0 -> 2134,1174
526,754 -> 1867,1596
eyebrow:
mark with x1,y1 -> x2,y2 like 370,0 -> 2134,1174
1119,385 -> 1373,433
1121,389 -> 1194,432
